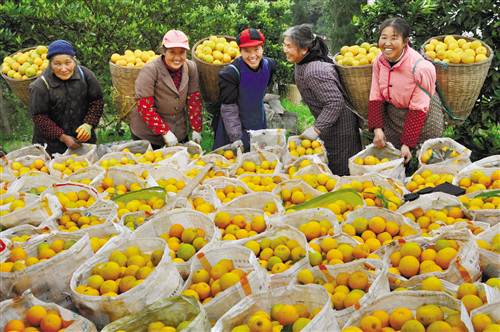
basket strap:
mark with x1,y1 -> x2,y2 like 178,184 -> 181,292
40,75 -> 49,90
412,59 -> 464,121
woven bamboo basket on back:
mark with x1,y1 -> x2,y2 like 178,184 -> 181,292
421,35 -> 493,124
1,47 -> 41,106
191,35 -> 237,104
334,55 -> 373,124
109,61 -> 143,122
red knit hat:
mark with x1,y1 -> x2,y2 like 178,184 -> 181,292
237,28 -> 265,48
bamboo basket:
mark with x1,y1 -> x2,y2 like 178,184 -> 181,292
421,35 -> 493,124
334,55 -> 372,124
191,35 -> 237,104
1,47 -> 42,106
109,61 -> 142,122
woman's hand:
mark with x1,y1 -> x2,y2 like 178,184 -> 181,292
373,128 -> 386,148
59,134 -> 81,149
401,144 -> 412,164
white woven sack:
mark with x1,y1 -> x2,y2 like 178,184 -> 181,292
0,232 -> 93,307
222,192 -> 284,216
44,182 -> 103,211
62,143 -> 98,163
291,260 -> 389,327
210,142 -> 243,162
454,166 -> 500,194
0,224 -> 54,248
462,190 -> 500,224
240,225 -> 309,287
383,227 -> 481,285
193,153 -> 235,170
7,172 -> 61,195
9,155 -> 51,178
181,141 -> 204,158
462,155 -> 500,173
470,301 -> 500,324
118,210 -> 150,231
186,184 -> 221,211
476,222 -> 500,271
65,165 -> 105,185
0,289 -> 97,332
284,135 -> 328,166
96,151 -> 138,169
249,129 -> 287,161
48,155 -> 91,179
147,165 -> 189,199
407,163 -> 461,188
134,208 -> 219,278
284,154 -> 329,172
272,178 -> 322,203
292,163 -> 335,178
100,295 -> 210,332
349,143 -> 405,182
203,177 -> 251,204
155,146 -> 190,169
212,284 -> 339,332
345,206 -> 421,239
231,150 -> 283,177
70,234 -> 183,328
272,207 -> 341,236
78,221 -> 128,254
110,140 -> 152,154
90,168 -> 152,200
0,193 -> 53,229
183,245 -> 270,322
6,144 -> 50,161
418,137 -> 471,167
343,291 -> 473,331
337,173 -> 406,197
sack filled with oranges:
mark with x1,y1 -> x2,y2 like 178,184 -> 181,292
66,165 -> 105,186
249,129 -> 288,162
418,138 -> 471,168
223,192 -> 284,217
61,143 -> 98,163
0,192 -> 54,230
285,135 -> 328,166
6,171 -> 60,196
110,140 -> 153,155
5,144 -> 50,162
0,289 -> 97,332
349,143 -> 405,183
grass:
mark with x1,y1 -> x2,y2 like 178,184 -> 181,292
280,99 -> 314,134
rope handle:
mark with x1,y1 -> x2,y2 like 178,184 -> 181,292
412,59 -> 465,121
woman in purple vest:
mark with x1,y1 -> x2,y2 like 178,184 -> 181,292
213,28 -> 276,151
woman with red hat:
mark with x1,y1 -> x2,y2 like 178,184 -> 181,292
130,29 -> 203,149
213,28 -> 277,151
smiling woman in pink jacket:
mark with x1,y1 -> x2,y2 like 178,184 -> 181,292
368,17 -> 444,163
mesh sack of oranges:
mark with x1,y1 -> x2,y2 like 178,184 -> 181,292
470,301 -> 500,332
232,150 -> 282,177
134,208 -> 219,278
110,140 -> 152,155
459,189 -> 500,225
274,207 -> 341,238
203,177 -> 252,205
211,208 -> 270,244
148,165 -> 190,198
44,182 -> 101,211
239,224 -> 309,288
344,206 -> 421,247
418,137 -> 471,167
222,192 -> 284,217
100,295 -> 210,332
0,224 -> 54,249
90,168 -> 152,201
181,245 -> 270,323
187,184 -> 221,213
453,167 -> 500,195
0,232 -> 93,306
475,222 -> 500,271
292,260 -> 389,327
212,284 -> 339,332
405,164 -> 461,193
66,165 -> 105,186
341,290 -> 473,332
151,146 -> 191,169
249,129 -> 288,162
8,155 -> 52,178
0,192 -> 54,230
48,155 -> 92,179
348,142 -> 405,183
6,171 -> 60,196
60,143 -> 98,163
238,173 -> 289,193
0,289 -> 97,332
284,135 -> 328,166
70,234 -> 183,328
210,142 -> 243,164
194,152 -> 238,171
382,226 -> 480,286
95,151 -> 138,170
5,144 -> 50,162
285,155 -> 331,177
273,179 -> 322,208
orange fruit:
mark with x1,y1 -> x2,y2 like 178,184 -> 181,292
389,307 -> 413,330
398,256 -> 420,278
360,315 -> 382,332
3,319 -> 25,331
461,294 -> 483,313
435,247 -> 458,269
348,271 -> 369,290
271,304 -> 299,326
40,313 -> 62,332
169,224 -> 184,239
26,305 -> 48,326
372,310 -> 390,328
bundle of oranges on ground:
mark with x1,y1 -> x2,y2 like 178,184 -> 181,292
214,211 -> 266,241
0,239 -> 76,272
156,177 -> 186,194
248,236 -> 306,274
122,213 -> 147,231
308,237 -> 379,267
280,187 -> 314,208
388,240 -> 459,278
335,42 -> 381,67
420,146 -> 460,165
230,303 -> 321,332
3,305 -> 72,332
457,169 -> 500,193
214,148 -> 238,163
0,195 -> 26,216
297,219 -> 334,242
288,139 -> 324,158
342,303 -> 468,332
287,158 -> 316,177
75,245 -> 163,297
343,216 -> 416,248
323,199 -> 358,222
55,190 -> 96,209
89,234 -> 115,253
460,193 -> 500,211
116,197 -> 165,218
293,173 -> 337,193
402,206 -> 471,235
453,282 -> 488,313
406,169 -> 454,192
182,258 -> 247,304
159,224 -> 208,263
471,312 -> 500,332
135,150 -> 173,164
339,180 -> 403,211
194,36 -> 240,65
51,158 -> 89,176
235,159 -> 278,176
297,269 -> 372,311
110,49 -> 159,68
191,197 -> 215,214
477,233 -> 500,253
98,156 -> 137,169
353,155 -> 393,166
423,35 -> 489,64
241,175 -> 284,192
56,211 -> 105,232
2,46 -> 49,80
215,185 -> 247,203
10,159 -> 49,177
